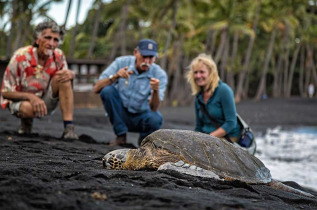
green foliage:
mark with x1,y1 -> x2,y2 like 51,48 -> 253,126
1,0 -> 317,99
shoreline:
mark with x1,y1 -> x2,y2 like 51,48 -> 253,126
1,97 -> 316,146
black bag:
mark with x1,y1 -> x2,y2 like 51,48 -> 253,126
236,114 -> 254,147
238,129 -> 254,147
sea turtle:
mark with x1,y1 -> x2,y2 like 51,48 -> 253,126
102,129 -> 313,197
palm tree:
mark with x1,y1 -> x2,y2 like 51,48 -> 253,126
62,0 -> 72,29
87,0 -> 103,59
234,0 -> 260,102
6,0 -> 18,58
107,0 -> 132,63
68,0 -> 81,58
254,26 -> 277,101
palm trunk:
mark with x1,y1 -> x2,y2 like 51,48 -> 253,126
235,0 -> 260,102
108,0 -> 132,63
304,45 -> 312,97
214,29 -> 227,66
271,53 -> 277,97
160,1 -> 178,70
299,46 -> 305,96
63,0 -> 72,28
68,0 -> 81,58
169,40 -> 183,105
308,47 -> 317,86
119,0 -> 132,56
282,25 -> 291,97
18,14 -> 32,47
12,17 -> 23,51
227,31 -> 239,91
87,1 -> 103,58
220,35 -> 229,82
12,2 -> 23,51
210,31 -> 217,58
243,75 -> 249,99
108,31 -> 120,64
205,29 -> 213,54
6,0 -> 18,58
254,27 -> 277,101
285,43 -> 301,97
273,52 -> 283,98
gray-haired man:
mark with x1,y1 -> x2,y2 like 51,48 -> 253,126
1,20 -> 78,139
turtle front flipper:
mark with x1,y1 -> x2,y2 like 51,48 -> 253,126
102,149 -> 130,169
158,161 -> 223,180
269,179 -> 314,198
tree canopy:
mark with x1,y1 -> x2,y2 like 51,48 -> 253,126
1,0 -> 317,104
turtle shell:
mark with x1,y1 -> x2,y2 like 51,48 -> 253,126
141,129 -> 271,184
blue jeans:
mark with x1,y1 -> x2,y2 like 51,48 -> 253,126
100,86 -> 162,139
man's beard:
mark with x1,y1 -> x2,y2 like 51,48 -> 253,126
137,63 -> 151,73
38,49 -> 53,60
45,49 -> 53,56
141,63 -> 150,68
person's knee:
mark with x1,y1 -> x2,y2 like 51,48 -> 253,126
100,86 -> 116,101
58,80 -> 72,90
51,77 -> 72,97
146,112 -> 162,130
19,101 -> 35,118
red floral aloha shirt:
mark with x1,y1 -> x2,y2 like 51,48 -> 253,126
0,45 -> 68,109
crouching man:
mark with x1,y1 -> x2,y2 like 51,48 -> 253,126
93,39 -> 167,146
0,20 -> 78,139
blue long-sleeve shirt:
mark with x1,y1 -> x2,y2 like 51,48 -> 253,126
98,56 -> 167,113
195,81 -> 241,137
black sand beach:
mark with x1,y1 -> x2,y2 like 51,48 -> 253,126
1,97 -> 317,209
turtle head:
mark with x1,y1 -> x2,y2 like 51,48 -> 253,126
102,149 -> 130,169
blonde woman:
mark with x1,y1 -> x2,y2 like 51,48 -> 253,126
186,54 -> 241,142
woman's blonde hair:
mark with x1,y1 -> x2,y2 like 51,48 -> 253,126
186,53 -> 220,95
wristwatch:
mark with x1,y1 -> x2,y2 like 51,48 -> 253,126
109,74 -> 115,83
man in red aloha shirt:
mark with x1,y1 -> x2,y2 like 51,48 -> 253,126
0,20 -> 78,139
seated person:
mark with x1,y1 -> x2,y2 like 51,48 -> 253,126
186,54 -> 241,142
0,20 -> 78,139
93,39 -> 167,146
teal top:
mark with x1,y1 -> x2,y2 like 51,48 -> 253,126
195,81 -> 241,137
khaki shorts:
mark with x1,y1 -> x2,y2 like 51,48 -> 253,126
8,83 -> 59,117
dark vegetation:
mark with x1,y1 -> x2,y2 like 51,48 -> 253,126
1,0 -> 317,106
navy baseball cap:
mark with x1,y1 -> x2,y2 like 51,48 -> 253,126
137,39 -> 158,57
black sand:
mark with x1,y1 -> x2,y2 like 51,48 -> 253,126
1,97 -> 317,209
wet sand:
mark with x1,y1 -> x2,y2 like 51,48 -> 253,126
0,97 -> 317,209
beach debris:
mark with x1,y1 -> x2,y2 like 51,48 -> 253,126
91,192 -> 107,201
